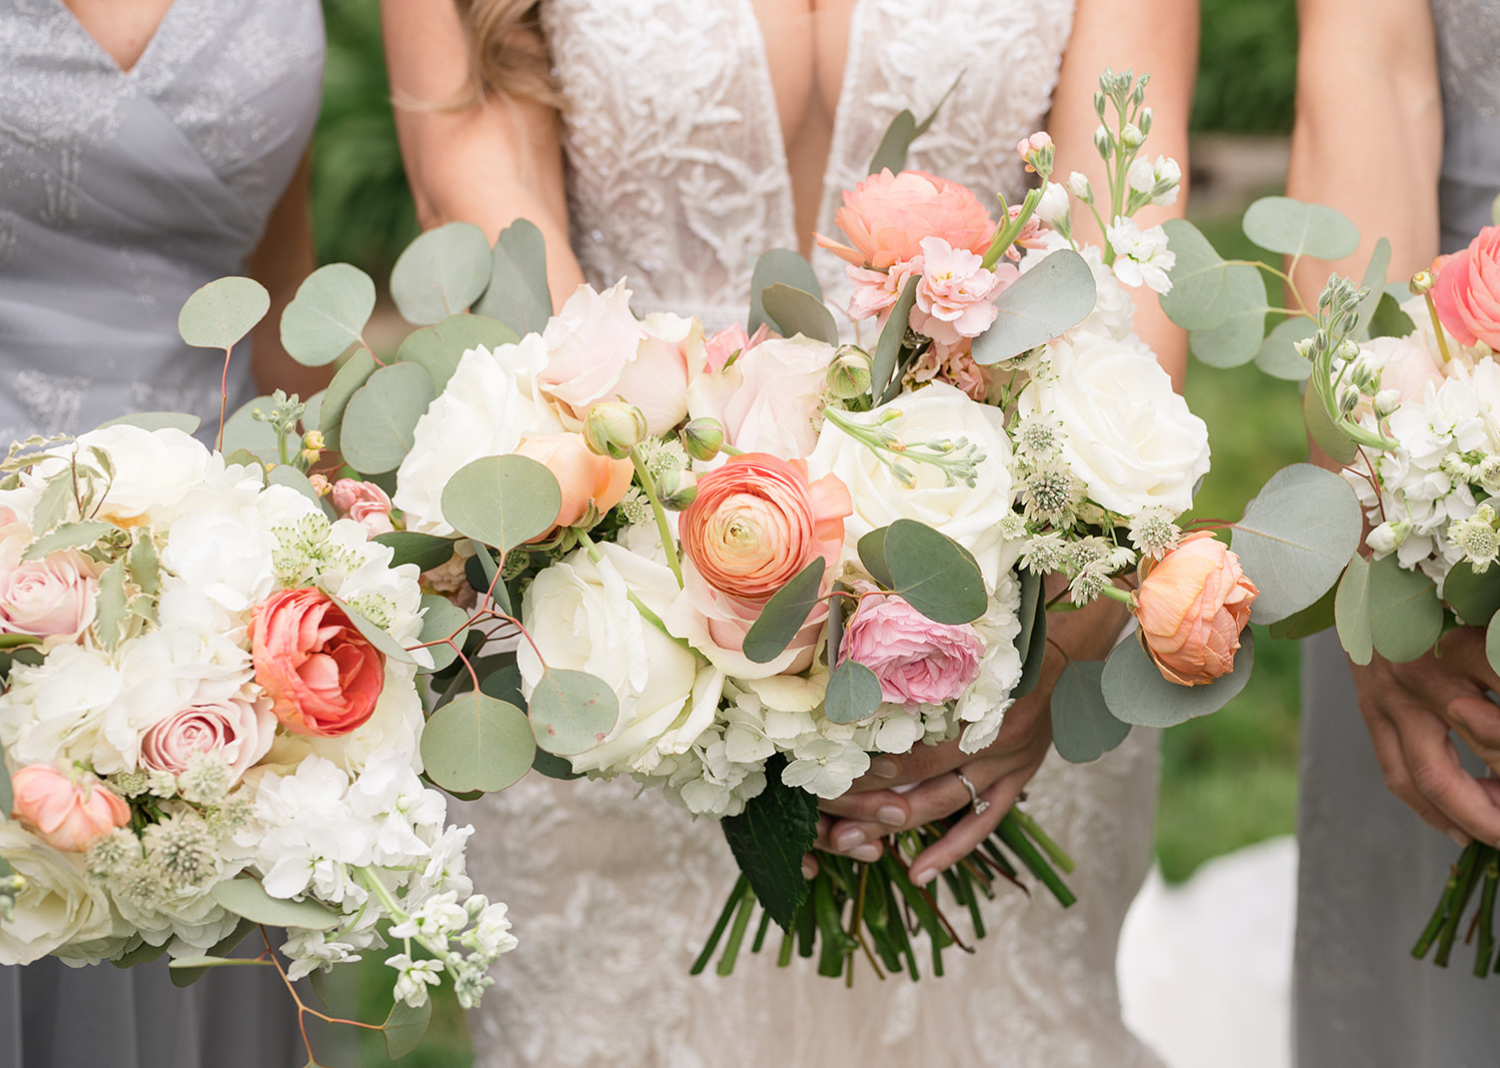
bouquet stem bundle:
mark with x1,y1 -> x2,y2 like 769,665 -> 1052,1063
1414,841 -> 1500,977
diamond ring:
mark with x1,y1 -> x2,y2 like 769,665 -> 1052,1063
956,771 -> 990,816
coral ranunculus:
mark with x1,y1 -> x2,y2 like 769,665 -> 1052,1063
1136,531 -> 1258,686
1432,225 -> 1500,350
250,588 -> 385,737
816,169 -> 998,270
10,765 -> 130,852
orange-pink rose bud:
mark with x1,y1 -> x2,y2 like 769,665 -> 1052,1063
250,588 -> 386,737
11,765 -> 130,852
514,433 -> 634,536
1431,225 -> 1500,350
1135,531 -> 1258,686
815,169 -> 998,270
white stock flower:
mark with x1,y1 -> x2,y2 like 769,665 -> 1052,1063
1035,182 -> 1071,228
1106,217 -> 1176,293
388,953 -> 445,1008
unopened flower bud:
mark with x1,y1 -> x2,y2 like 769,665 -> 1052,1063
827,347 -> 873,399
1338,387 -> 1360,416
1138,106 -> 1153,135
583,402 -> 648,459
1410,269 -> 1436,296
1066,171 -> 1093,202
1119,123 -> 1145,150
1373,389 -> 1402,418
307,473 -> 332,497
657,469 -> 698,510
1094,125 -> 1113,161
1094,90 -> 1107,118
680,417 -> 725,462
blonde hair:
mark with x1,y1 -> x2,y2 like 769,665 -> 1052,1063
453,0 -> 564,108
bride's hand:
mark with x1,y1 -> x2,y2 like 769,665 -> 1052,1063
1348,629 -> 1500,845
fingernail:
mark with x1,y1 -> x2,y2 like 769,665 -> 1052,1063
801,859 -> 816,879
835,827 -> 865,851
877,805 -> 905,827
852,844 -> 882,863
870,757 -> 901,779
908,866 -> 933,885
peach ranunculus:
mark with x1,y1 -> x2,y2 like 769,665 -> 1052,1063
816,169 -> 998,271
250,588 -> 386,737
1432,225 -> 1500,351
0,548 -> 99,644
139,695 -> 276,783
329,479 -> 396,536
1135,531 -> 1258,686
10,765 -> 130,852
513,433 -> 634,535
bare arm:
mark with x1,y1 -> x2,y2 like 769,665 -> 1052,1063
381,0 -> 584,306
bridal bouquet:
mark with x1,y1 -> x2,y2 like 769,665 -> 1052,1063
0,413 -> 513,1061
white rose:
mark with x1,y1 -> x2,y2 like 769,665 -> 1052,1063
1017,330 -> 1210,517
721,335 -> 836,459
806,382 -> 1016,587
0,824 -> 122,965
161,507 -> 280,617
393,336 -> 562,536
518,543 -> 719,775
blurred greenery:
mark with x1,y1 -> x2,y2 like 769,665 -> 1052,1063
1191,0 -> 1298,133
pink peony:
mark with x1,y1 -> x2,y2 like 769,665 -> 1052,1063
840,587 -> 984,706
1136,532 -> 1258,686
1431,226 -> 1500,350
0,549 -> 99,644
329,479 -> 396,536
139,696 -> 276,782
909,236 -> 1015,345
513,432 -> 634,535
251,587 -> 386,737
816,169 -> 997,270
11,765 -> 130,852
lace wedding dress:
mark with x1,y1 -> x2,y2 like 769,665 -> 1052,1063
464,2 -> 1165,1064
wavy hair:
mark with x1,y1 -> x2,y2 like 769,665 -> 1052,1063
453,0 -> 563,107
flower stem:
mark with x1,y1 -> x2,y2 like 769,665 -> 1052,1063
628,448 -> 684,588
1425,291 -> 1454,365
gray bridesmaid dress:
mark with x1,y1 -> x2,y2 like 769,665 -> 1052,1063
0,1 -> 325,1064
1294,2 -> 1500,1063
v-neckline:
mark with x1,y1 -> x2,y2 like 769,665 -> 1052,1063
48,0 -> 180,78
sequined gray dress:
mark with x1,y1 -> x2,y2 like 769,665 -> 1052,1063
1294,3 -> 1500,1062
0,1 -> 324,1065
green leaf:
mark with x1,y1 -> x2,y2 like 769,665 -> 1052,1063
1051,660 -> 1130,763
94,558 -> 127,652
417,594 -> 470,674
474,218 -> 552,337
749,250 -> 823,336
383,996 -> 434,1060
111,939 -> 169,969
1014,573 -> 1049,699
1230,463 -> 1362,624
178,276 -> 270,350
22,520 -> 111,561
533,747 -> 585,780
1334,553 -> 1372,665
167,955 -> 270,970
883,519 -> 986,624
29,475 -> 72,536
760,284 -> 839,346
823,659 -> 883,724
166,916 -> 256,987
301,391 -> 323,436
970,249 -> 1098,365
266,465 -> 325,508
397,313 -> 518,394
420,692 -> 536,793
374,531 -> 454,572
210,878 -> 340,930
1101,629 -> 1255,728
1242,196 -> 1360,260
318,348 -> 377,454
1303,377 -> 1358,464
1159,219 -> 1250,331
1188,266 -> 1267,368
1445,562 -> 1500,627
1267,582 -> 1337,640
1488,611 -> 1500,678
1367,553 -> 1443,663
742,558 -> 827,664
95,412 -> 202,435
339,362 -> 436,475
868,109 -> 917,176
720,753 -> 820,930
1254,317 -> 1315,381
1353,237 -> 1392,338
219,395 -> 291,464
439,454 -> 562,552
1368,291 -> 1417,340
527,667 -> 621,755
389,221 -> 493,325
222,449 -> 261,470
279,263 -> 376,367
0,742 -> 11,817
334,598 -> 416,665
871,276 -> 920,402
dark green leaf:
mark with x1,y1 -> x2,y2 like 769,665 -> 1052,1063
22,520 -> 111,561
527,667 -> 620,756
1367,553 -> 1443,663
1267,582 -> 1338,639
111,939 -> 169,969
1254,316 -> 1315,381
1368,291 -> 1417,340
374,531 -> 455,572
440,454 -> 561,552
823,659 -> 882,724
420,692 -> 535,793
474,218 -> 553,337
884,519 -> 986,624
867,109 -> 917,176
1014,574 -> 1049,699
178,276 -> 270,350
856,528 -> 894,589
1242,196 -> 1360,261
209,878 -> 340,930
532,747 -> 585,781
1101,629 -> 1255,728
396,314 -> 518,394
970,250 -> 1097,365
95,412 -> 202,435
1051,660 -> 1130,763
0,742 -> 10,818
339,362 -> 436,475
279,263 -> 376,367
383,996 -> 434,1060
748,250 -> 823,336
1445,562 -> 1500,627
760,284 -> 838,346
318,348 -> 377,454
871,276 -> 920,402
1334,552 -> 1372,665
742,558 -> 826,664
720,753 -> 820,930
389,222 -> 492,325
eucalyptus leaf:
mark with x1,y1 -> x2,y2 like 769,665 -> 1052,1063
318,348 -> 377,454
1188,267 -> 1267,368
383,996 -> 434,1060
474,218 -> 552,337
339,362 -> 435,475
824,659 -> 883,724
94,558 -> 127,652
1334,553 -> 1373,665
373,531 -> 455,573
742,558 -> 827,664
760,284 -> 839,346
22,520 -> 111,562
1353,237 -> 1392,338
1051,660 -> 1130,763
528,667 -> 621,756
279,263 -> 376,367
532,747 -> 585,780
178,276 -> 270,350
871,276 -> 919,402
95,412 -> 202,435
0,634 -> 40,650
749,249 -> 824,336
856,528 -> 895,589
1368,291 -> 1417,340
1231,463 -> 1362,624
390,221 -> 493,325
167,956 -> 270,970
439,454 -> 562,552
1267,582 -> 1337,640
335,598 -> 416,665
1159,219 -> 1241,331
209,878 -> 340,930
720,753 -> 820,930
1303,378 -> 1358,464
166,917 -> 256,988
111,939 -> 169,969
970,249 -> 1097,365
220,395 -> 289,464
420,692 -> 535,793
1242,196 -> 1360,261
867,109 -> 917,176
1488,611 -> 1500,678
1367,553 -> 1443,663
417,594 -> 470,674
1101,630 -> 1255,728
301,390 -> 323,435
1443,562 -> 1500,627
884,519 -> 986,625
397,314 -> 518,394
1254,317 -> 1315,381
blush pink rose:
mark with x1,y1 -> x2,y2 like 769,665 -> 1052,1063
840,586 -> 984,706
1136,531 -> 1258,686
0,549 -> 99,643
816,169 -> 997,270
910,236 -> 1015,346
1432,226 -> 1500,350
330,479 -> 396,536
704,322 -> 770,373
140,696 -> 276,782
513,433 -> 634,535
250,588 -> 386,737
11,765 -> 130,852
1367,335 -> 1444,405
